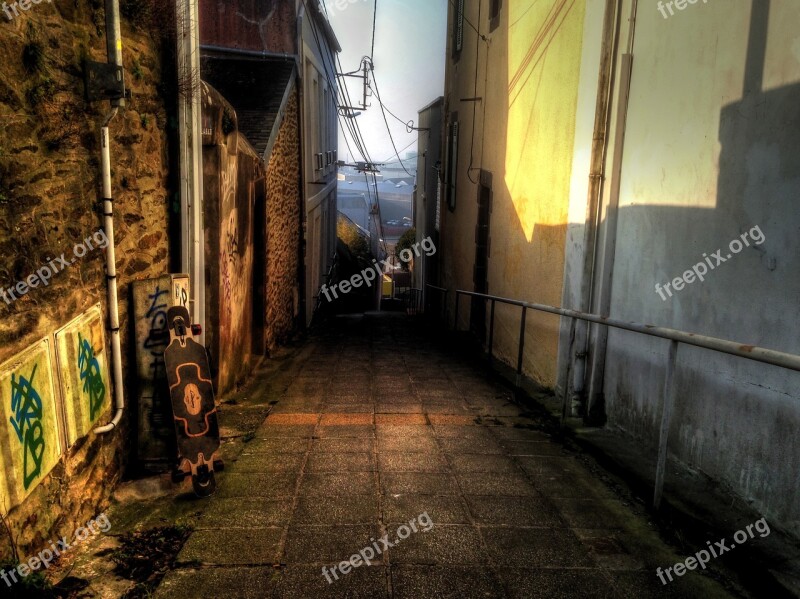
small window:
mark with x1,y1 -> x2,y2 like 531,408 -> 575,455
453,0 -> 465,58
446,117 -> 459,212
489,0 -> 502,32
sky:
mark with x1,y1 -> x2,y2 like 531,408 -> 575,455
323,0 -> 447,165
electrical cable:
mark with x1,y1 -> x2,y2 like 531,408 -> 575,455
369,79 -> 425,133
369,66 -> 414,177
466,0 -> 482,184
370,0 -> 378,63
301,0 -> 388,252
381,138 -> 417,164
447,0 -> 489,44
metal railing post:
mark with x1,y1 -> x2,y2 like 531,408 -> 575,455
454,292 -> 460,331
516,306 -> 527,389
488,299 -> 496,364
654,339 -> 679,509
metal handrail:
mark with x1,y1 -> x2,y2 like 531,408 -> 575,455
425,284 -> 449,321
451,288 -> 800,508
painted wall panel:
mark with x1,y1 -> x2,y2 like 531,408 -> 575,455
54,305 -> 111,447
0,339 -> 62,510
133,275 -> 190,468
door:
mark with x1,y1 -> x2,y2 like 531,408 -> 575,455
471,171 -> 492,340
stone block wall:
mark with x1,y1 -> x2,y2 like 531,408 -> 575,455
0,0 -> 173,560
265,87 -> 302,350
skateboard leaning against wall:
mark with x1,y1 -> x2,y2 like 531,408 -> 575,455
162,306 -> 223,497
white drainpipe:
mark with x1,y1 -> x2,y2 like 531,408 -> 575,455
176,0 -> 206,343
95,114 -> 125,433
95,0 -> 125,433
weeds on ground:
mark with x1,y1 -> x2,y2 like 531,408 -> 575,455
110,526 -> 193,599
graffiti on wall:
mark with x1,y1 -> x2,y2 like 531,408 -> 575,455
0,339 -> 61,509
53,305 -> 110,446
77,333 -> 106,421
143,285 -> 170,438
9,365 -> 45,490
133,276 -> 189,466
220,208 -> 240,314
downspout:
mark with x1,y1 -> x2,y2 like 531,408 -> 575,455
95,0 -> 125,433
567,0 -> 622,418
586,0 -> 639,424
176,0 -> 206,344
296,7 -> 309,326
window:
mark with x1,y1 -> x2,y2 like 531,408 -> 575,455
453,0 -> 464,58
489,0 -> 502,32
446,116 -> 459,212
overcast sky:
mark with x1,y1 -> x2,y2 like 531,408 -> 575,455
324,0 -> 447,164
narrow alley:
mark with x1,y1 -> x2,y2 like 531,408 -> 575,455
140,313 -> 732,598
2,0 -> 799,597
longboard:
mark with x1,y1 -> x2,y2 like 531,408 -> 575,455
163,306 -> 222,497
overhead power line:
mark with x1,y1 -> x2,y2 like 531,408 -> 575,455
369,65 -> 414,178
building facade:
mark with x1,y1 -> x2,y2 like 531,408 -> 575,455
433,0 -> 800,537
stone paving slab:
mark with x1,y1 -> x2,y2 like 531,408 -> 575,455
177,527 -> 283,565
154,313 -> 737,598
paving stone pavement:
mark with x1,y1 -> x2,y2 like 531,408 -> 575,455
154,313 -> 735,598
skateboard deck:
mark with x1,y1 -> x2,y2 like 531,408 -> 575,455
163,306 -> 222,497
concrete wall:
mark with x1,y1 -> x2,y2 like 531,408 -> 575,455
439,0 -> 587,388
300,7 -> 339,324
0,0 -> 173,558
414,97 -> 443,296
561,0 -> 800,536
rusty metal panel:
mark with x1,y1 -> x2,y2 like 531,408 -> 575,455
199,0 -> 297,55
54,305 -> 111,447
0,338 -> 62,511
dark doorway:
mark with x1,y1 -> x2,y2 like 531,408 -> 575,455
471,170 -> 492,340
252,176 -> 267,355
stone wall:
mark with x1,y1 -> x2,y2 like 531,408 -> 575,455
0,0 -> 172,560
265,87 -> 301,350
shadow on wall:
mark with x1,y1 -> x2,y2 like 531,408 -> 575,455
593,0 -> 800,538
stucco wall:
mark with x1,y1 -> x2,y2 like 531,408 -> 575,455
562,0 -> 800,536
604,0 -> 800,535
440,0 -> 587,388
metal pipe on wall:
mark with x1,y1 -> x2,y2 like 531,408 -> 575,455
176,0 -> 206,344
95,0 -> 125,433
586,0 -> 639,424
567,0 -> 622,418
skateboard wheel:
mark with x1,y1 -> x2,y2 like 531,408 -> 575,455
192,471 -> 217,498
213,459 -> 225,472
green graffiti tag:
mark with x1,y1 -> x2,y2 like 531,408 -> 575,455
9,364 -> 45,490
78,333 -> 106,421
